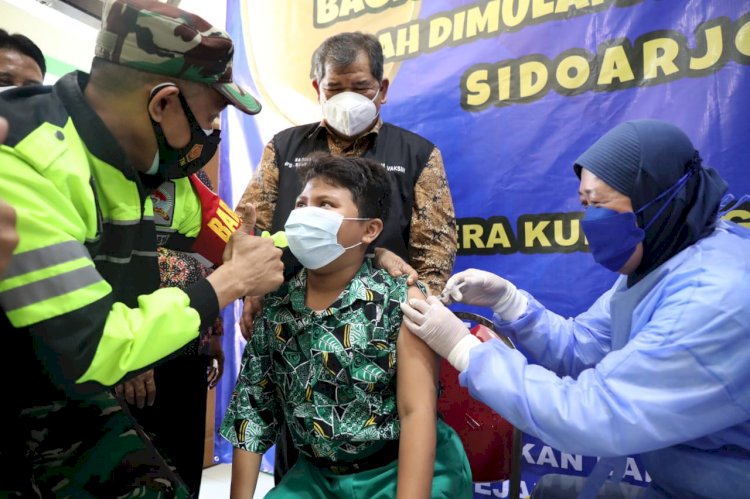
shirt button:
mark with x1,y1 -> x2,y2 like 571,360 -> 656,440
55,130 -> 64,141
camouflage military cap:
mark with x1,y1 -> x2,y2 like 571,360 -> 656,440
95,0 -> 261,114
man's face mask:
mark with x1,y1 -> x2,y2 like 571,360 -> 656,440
147,83 -> 221,179
321,89 -> 380,138
284,206 -> 369,269
580,169 -> 693,272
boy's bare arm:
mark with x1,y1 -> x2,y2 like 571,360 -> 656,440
230,447 -> 262,499
396,285 -> 439,499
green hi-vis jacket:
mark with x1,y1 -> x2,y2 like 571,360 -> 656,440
0,72 -> 221,394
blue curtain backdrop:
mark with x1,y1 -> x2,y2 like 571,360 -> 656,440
216,1 -> 750,495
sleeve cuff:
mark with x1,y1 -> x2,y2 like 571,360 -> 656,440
447,334 -> 482,372
185,278 -> 219,331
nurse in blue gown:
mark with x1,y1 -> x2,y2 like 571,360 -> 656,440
401,120 -> 750,498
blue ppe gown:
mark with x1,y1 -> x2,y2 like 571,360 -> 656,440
459,221 -> 750,497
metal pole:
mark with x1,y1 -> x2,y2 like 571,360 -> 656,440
509,427 -> 523,499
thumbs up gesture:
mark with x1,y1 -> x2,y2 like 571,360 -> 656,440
209,203 -> 284,308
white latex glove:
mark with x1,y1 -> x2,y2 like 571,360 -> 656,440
440,269 -> 528,321
400,296 -> 481,371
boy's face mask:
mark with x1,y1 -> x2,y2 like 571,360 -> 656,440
284,206 -> 369,270
147,83 -> 221,179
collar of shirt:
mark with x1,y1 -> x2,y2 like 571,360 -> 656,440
55,71 -> 137,181
269,258 -> 386,322
307,118 -> 383,154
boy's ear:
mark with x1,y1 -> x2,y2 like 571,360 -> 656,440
362,218 -> 384,244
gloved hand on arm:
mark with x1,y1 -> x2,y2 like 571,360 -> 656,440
400,296 -> 481,371
439,269 -> 528,321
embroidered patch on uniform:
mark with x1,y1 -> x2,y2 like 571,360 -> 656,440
186,144 -> 204,162
151,181 -> 176,226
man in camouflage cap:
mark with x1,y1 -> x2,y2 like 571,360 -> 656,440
0,0 -> 283,497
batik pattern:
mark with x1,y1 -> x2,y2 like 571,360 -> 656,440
221,259 -> 417,462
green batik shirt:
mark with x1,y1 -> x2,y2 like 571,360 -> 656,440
221,258 -> 414,462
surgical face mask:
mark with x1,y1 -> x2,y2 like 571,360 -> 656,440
321,89 -> 380,138
284,206 -> 369,269
580,169 -> 694,272
146,151 -> 160,175
147,83 -> 221,179
581,208 -> 644,272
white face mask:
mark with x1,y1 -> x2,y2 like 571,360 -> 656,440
321,89 -> 380,138
284,206 -> 369,269
145,151 -> 160,175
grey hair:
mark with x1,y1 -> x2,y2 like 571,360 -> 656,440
312,32 -> 384,82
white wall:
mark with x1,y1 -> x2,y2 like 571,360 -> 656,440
179,0 -> 226,32
0,0 -> 97,81
0,0 -> 227,82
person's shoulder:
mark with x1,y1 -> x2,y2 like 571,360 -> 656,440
362,262 -> 414,303
264,278 -> 294,305
406,282 -> 427,301
688,221 -> 750,265
272,122 -> 320,142
0,84 -> 66,148
714,219 -> 750,243
665,222 -> 750,292
380,121 -> 435,148
263,268 -> 307,312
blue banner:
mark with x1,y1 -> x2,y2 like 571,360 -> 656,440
218,1 -> 750,495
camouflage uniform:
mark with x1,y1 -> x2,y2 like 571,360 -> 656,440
14,392 -> 190,499
0,1 -> 260,497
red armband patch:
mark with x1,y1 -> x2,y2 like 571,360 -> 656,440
189,174 -> 241,266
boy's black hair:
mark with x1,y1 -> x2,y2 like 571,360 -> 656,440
0,29 -> 46,77
299,152 -> 392,222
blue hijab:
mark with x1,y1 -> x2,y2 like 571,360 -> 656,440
575,120 -> 728,286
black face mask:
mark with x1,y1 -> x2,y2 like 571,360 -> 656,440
148,84 -> 221,180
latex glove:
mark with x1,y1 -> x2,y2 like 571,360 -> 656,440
374,247 -> 418,286
115,369 -> 156,409
207,335 -> 225,389
440,269 -> 527,321
401,296 -> 481,371
240,295 -> 263,340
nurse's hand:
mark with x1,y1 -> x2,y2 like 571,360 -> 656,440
440,269 -> 528,321
440,269 -> 511,306
401,296 -> 470,359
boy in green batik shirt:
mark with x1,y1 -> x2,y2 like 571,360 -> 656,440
221,153 -> 472,499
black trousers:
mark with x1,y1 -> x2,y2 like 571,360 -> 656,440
131,353 -> 209,495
